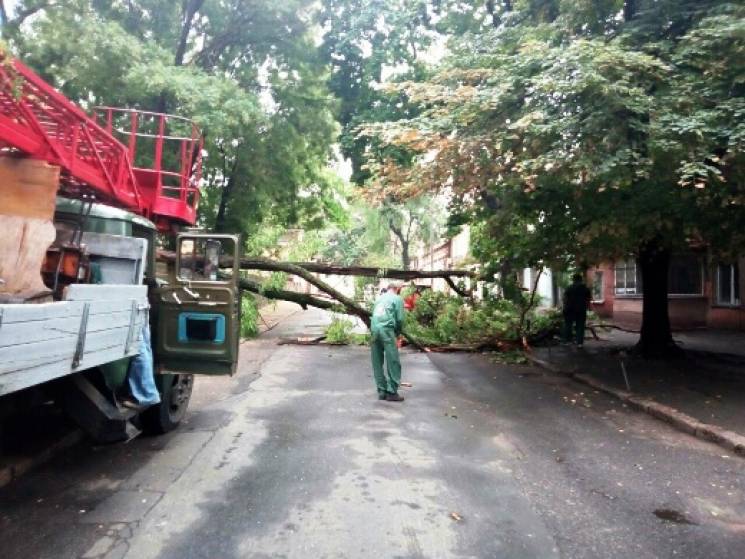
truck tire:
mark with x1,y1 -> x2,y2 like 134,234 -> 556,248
142,373 -> 194,434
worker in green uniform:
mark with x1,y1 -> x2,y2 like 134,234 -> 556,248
370,284 -> 405,402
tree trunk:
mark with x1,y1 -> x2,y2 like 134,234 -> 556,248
238,277 -> 348,314
623,0 -> 636,22
157,250 -> 476,281
636,241 -> 679,357
238,259 -> 474,281
214,170 -> 236,233
400,239 -> 411,270
174,0 -> 204,66
517,266 -> 543,347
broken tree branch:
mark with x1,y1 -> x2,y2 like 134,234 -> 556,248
238,258 -> 476,281
248,258 -> 373,327
444,276 -> 470,298
238,277 -> 347,314
157,250 -> 475,281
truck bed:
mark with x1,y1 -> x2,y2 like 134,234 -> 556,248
0,284 -> 148,396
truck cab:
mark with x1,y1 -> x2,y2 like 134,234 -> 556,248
0,57 -> 236,445
0,194 -> 241,442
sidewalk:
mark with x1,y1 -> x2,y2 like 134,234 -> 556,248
532,328 -> 745,447
257,300 -> 368,338
257,300 -> 307,334
582,328 -> 745,360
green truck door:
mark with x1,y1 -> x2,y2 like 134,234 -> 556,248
155,234 -> 240,376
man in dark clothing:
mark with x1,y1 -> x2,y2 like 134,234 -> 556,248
563,273 -> 592,346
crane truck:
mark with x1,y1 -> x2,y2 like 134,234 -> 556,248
0,53 -> 240,444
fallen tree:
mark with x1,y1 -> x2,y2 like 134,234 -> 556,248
238,258 -> 475,281
244,258 -> 374,326
159,250 -> 474,281
156,250 -> 542,352
158,250 -> 475,313
239,258 -> 475,298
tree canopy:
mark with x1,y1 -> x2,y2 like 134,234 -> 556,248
357,0 -> 745,352
2,0 -> 342,239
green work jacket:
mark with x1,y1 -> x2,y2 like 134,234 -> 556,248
371,292 -> 404,335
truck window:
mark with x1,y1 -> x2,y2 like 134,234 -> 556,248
177,237 -> 235,282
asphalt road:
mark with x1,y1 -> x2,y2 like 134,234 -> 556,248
1,306 -> 744,559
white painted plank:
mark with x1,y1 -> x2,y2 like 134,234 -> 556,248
0,315 -> 145,375
75,331 -> 144,371
0,308 -> 145,347
64,284 -> 146,301
0,284 -> 149,396
1,295 -> 148,324
0,338 -> 142,395
0,359 -> 74,395
0,301 -> 83,324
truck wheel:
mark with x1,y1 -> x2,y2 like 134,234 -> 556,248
142,374 -> 194,434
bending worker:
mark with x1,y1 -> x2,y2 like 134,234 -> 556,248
370,283 -> 405,402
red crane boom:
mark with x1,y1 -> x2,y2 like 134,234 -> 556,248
0,54 -> 202,230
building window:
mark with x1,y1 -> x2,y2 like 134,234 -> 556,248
615,254 -> 703,296
592,271 -> 604,302
614,260 -> 641,295
668,254 -> 703,295
717,263 -> 740,306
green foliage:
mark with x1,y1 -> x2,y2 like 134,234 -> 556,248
318,0 -> 434,184
404,290 -> 561,346
240,294 -> 260,339
262,273 -> 289,292
361,0 -> 745,274
350,332 -> 372,346
320,195 -> 445,271
5,0 -> 341,242
324,316 -> 357,344
354,276 -> 378,302
243,224 -> 290,258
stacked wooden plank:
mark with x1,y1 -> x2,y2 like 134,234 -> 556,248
0,284 -> 148,396
0,158 -> 59,302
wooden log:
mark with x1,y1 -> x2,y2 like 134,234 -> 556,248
0,157 -> 60,300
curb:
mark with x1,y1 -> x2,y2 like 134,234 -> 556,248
526,355 -> 745,457
0,429 -> 83,489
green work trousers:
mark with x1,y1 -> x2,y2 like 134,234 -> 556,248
370,326 -> 402,395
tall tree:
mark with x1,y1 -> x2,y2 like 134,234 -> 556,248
377,197 -> 442,270
360,0 -> 745,355
318,0 -> 435,185
3,0 -> 341,239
